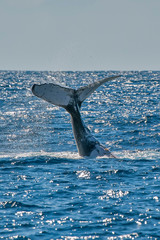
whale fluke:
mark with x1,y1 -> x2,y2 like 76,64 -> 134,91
32,75 -> 121,158
32,75 -> 120,109
77,75 -> 120,104
32,83 -> 74,108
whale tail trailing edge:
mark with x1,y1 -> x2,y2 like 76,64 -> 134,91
32,75 -> 120,108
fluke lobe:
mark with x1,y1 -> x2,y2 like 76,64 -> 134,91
32,75 -> 121,158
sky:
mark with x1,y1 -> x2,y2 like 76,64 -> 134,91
0,0 -> 160,71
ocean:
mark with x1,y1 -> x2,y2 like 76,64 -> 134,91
0,70 -> 160,239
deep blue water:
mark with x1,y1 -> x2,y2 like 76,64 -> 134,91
0,71 -> 160,239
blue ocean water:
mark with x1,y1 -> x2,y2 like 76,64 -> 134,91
0,70 -> 160,239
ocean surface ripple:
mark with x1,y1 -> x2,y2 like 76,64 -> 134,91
0,71 -> 160,239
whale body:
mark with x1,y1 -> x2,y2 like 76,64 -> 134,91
32,75 -> 121,158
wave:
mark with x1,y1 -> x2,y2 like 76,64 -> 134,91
0,151 -> 80,160
115,150 -> 160,160
0,150 -> 159,162
0,151 -> 81,167
0,200 -> 41,209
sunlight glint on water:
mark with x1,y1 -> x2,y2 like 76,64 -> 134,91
0,71 -> 160,239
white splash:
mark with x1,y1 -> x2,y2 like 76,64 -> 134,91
0,151 -> 80,160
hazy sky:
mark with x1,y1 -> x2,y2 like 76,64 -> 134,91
0,0 -> 160,71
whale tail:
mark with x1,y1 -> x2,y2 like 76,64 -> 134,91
32,75 -> 121,158
32,75 -> 120,108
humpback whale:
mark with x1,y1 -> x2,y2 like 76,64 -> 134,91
32,75 -> 121,158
